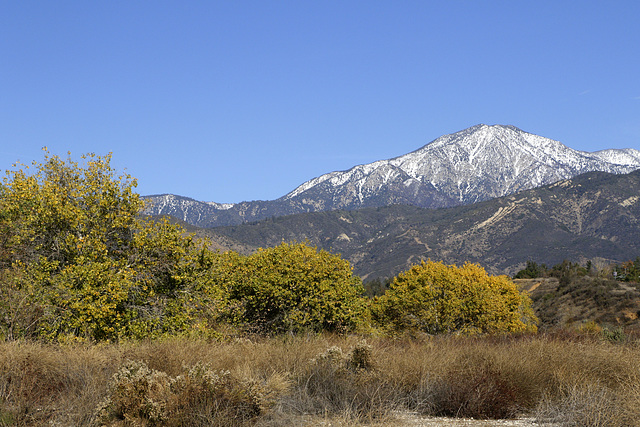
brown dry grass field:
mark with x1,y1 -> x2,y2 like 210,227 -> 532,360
2,331 -> 640,426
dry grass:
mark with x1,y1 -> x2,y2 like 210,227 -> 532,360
1,332 -> 639,426
0,341 -> 121,426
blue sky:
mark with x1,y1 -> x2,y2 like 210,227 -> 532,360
2,1 -> 639,203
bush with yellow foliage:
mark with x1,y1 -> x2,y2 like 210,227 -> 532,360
215,242 -> 367,334
372,260 -> 538,335
0,150 -> 538,342
0,150 -> 199,341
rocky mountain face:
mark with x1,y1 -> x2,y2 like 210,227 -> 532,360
143,124 -> 640,227
208,170 -> 640,280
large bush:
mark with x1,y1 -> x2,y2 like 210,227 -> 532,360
0,150 -> 200,341
220,242 -> 367,334
372,260 -> 538,334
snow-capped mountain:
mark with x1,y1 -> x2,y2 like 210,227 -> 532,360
143,124 -> 640,227
142,195 -> 232,225
284,124 -> 640,206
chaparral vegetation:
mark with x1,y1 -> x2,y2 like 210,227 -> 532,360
1,151 -> 639,426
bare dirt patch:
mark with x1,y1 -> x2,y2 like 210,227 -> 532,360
392,413 -> 543,426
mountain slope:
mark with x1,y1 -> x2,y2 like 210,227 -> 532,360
143,125 -> 640,227
210,170 -> 640,279
283,124 -> 640,206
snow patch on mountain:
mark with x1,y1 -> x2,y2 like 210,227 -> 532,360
590,148 -> 640,166
284,124 -> 640,206
205,201 -> 234,210
144,194 -> 235,222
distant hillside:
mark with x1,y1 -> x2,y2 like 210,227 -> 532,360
208,170 -> 640,279
143,124 -> 640,227
517,277 -> 640,329
154,215 -> 257,256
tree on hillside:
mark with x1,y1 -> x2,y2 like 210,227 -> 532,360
549,260 -> 589,286
614,258 -> 640,282
372,260 -> 538,335
514,261 -> 547,279
0,150 -> 200,341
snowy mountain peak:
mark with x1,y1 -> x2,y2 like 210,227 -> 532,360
144,124 -> 640,228
284,124 -> 640,205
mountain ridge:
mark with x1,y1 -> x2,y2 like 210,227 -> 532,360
143,124 -> 640,227
207,169 -> 640,279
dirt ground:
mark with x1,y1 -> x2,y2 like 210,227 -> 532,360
392,413 -> 545,426
286,413 -> 553,426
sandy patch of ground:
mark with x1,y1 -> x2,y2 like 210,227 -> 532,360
263,411 -> 556,426
392,413 -> 544,426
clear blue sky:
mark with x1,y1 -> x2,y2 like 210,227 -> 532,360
2,1 -> 639,203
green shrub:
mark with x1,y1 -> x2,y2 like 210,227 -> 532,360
514,260 -> 547,279
602,326 -> 626,343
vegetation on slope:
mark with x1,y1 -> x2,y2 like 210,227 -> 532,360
0,151 -> 537,342
514,259 -> 640,330
2,151 -> 640,426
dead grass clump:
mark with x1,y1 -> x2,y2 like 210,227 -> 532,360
0,341 -> 119,426
388,338 -> 548,419
284,341 -> 398,422
2,333 -> 640,425
527,336 -> 640,426
373,333 -> 640,423
95,359 -> 290,427
535,382 -> 640,427
375,336 -> 547,419
429,350 -> 522,419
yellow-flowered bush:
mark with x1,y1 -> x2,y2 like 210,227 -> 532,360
217,242 -> 367,334
372,260 -> 538,335
0,150 -> 202,341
